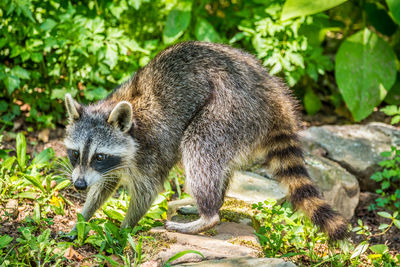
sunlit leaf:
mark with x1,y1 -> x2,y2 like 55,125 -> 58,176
281,0 -> 349,21
387,0 -> 400,25
195,18 -> 222,43
335,28 -> 397,121
162,0 -> 192,44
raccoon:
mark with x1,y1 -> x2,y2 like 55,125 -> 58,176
64,41 -> 348,240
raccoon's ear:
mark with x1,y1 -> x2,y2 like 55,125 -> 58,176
65,93 -> 81,122
107,101 -> 133,133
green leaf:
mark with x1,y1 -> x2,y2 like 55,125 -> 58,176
165,250 -> 204,264
281,0 -> 348,21
16,133 -> 27,170
387,0 -> 400,26
84,87 -> 109,101
394,219 -> 400,229
40,19 -> 57,31
1,156 -> 16,169
195,18 -> 222,43
128,0 -> 141,10
304,88 -> 322,115
0,235 -> 13,249
381,105 -> 399,116
4,75 -> 20,94
16,191 -> 37,199
31,52 -> 43,63
104,44 -> 118,69
31,148 -> 54,167
390,113 -> 400,124
369,244 -> 388,254
54,180 -> 71,191
384,73 -> 400,105
24,175 -> 45,193
162,1 -> 192,45
335,28 -> 397,121
11,66 -> 30,80
377,211 -> 392,219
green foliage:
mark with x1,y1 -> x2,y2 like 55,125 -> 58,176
254,199 -> 400,266
370,147 -> 400,210
335,28 -> 397,121
1,0 -> 400,125
281,0 -> 349,21
252,199 -> 331,260
352,211 -> 400,266
381,105 -> 400,124
0,133 -> 70,215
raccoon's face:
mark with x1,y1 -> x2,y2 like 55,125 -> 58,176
64,94 -> 136,190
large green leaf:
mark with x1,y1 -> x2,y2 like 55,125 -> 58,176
162,0 -> 192,45
195,18 -> 222,43
281,0 -> 348,21
335,28 -> 397,121
387,0 -> 400,25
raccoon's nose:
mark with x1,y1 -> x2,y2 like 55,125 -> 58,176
74,178 -> 87,190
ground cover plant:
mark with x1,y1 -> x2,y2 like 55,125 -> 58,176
1,0 -> 400,265
0,134 -> 399,265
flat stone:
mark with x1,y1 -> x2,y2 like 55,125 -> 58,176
175,257 -> 297,267
299,122 -> 400,191
150,222 -> 261,265
226,171 -> 287,204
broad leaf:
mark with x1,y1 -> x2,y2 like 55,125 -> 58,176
387,0 -> 400,26
4,75 -> 20,94
162,0 -> 192,45
369,244 -> 388,254
335,29 -> 397,121
281,0 -> 348,21
195,18 -> 222,43
0,235 -> 13,249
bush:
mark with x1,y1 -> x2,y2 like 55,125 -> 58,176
0,0 -> 399,128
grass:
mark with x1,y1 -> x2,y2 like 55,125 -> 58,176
0,132 -> 399,266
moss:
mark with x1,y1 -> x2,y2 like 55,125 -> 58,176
129,231 -> 177,262
228,237 -> 264,257
220,197 -> 254,223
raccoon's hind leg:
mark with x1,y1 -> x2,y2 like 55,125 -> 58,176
165,141 -> 232,234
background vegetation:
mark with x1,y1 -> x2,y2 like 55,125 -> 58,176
0,0 -> 400,129
1,0 -> 400,266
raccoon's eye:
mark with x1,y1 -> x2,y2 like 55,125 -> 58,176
72,150 -> 79,160
95,153 -> 106,162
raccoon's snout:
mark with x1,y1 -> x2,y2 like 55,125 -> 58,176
74,178 -> 87,190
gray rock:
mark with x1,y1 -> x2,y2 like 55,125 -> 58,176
150,222 -> 262,265
299,122 -> 400,191
175,257 -> 296,267
226,171 -> 287,204
304,153 -> 359,219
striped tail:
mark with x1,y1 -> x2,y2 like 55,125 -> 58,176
265,131 -> 348,240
